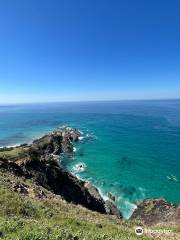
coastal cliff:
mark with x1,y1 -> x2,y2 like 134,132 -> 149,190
0,127 -> 120,217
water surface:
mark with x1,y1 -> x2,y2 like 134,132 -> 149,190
0,100 -> 180,218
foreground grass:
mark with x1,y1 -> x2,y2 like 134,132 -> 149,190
0,172 -> 179,240
0,188 -> 147,240
0,172 -> 147,240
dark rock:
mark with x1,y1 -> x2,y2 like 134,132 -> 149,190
131,198 -> 180,226
23,156 -> 106,214
105,200 -> 122,218
108,192 -> 116,202
84,182 -> 103,201
29,128 -> 77,157
68,128 -> 81,142
12,182 -> 29,194
0,157 -> 30,177
61,137 -> 73,153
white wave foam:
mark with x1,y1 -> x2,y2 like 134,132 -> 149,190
86,133 -> 98,140
78,136 -> 84,140
73,147 -> 77,152
97,188 -> 109,201
72,162 -> 87,173
0,144 -> 21,149
123,200 -> 137,219
117,196 -> 137,219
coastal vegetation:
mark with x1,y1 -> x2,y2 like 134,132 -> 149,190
0,171 -> 150,240
0,146 -> 27,159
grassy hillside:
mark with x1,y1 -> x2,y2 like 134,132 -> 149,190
0,172 -> 179,240
0,146 -> 27,159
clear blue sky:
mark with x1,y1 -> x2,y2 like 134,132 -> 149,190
0,0 -> 180,103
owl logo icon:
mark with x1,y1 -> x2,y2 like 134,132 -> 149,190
135,226 -> 144,236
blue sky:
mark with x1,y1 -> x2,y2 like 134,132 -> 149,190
0,0 -> 180,103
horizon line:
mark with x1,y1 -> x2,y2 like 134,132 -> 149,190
0,98 -> 180,106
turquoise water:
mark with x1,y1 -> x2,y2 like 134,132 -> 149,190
0,100 -> 180,218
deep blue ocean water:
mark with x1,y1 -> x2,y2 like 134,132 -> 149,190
0,100 -> 180,218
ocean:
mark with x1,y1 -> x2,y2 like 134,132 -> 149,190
0,100 -> 180,218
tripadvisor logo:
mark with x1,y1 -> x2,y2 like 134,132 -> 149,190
135,226 -> 144,236
135,226 -> 171,237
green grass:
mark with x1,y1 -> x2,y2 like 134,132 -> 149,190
0,172 -> 150,240
0,172 -> 179,240
0,147 -> 27,158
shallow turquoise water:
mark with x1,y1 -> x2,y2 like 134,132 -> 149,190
0,100 -> 180,218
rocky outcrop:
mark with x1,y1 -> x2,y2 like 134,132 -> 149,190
131,198 -> 180,226
21,155 -> 106,214
84,182 -> 103,201
83,182 -> 122,218
28,127 -> 81,157
108,192 -> 116,202
105,200 -> 120,216
0,157 -> 30,177
0,127 -> 122,218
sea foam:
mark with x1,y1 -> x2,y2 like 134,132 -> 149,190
72,162 -> 87,173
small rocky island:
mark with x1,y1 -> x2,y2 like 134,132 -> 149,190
0,127 -> 179,229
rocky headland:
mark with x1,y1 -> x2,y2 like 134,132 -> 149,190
0,127 -> 180,228
0,127 -> 121,218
